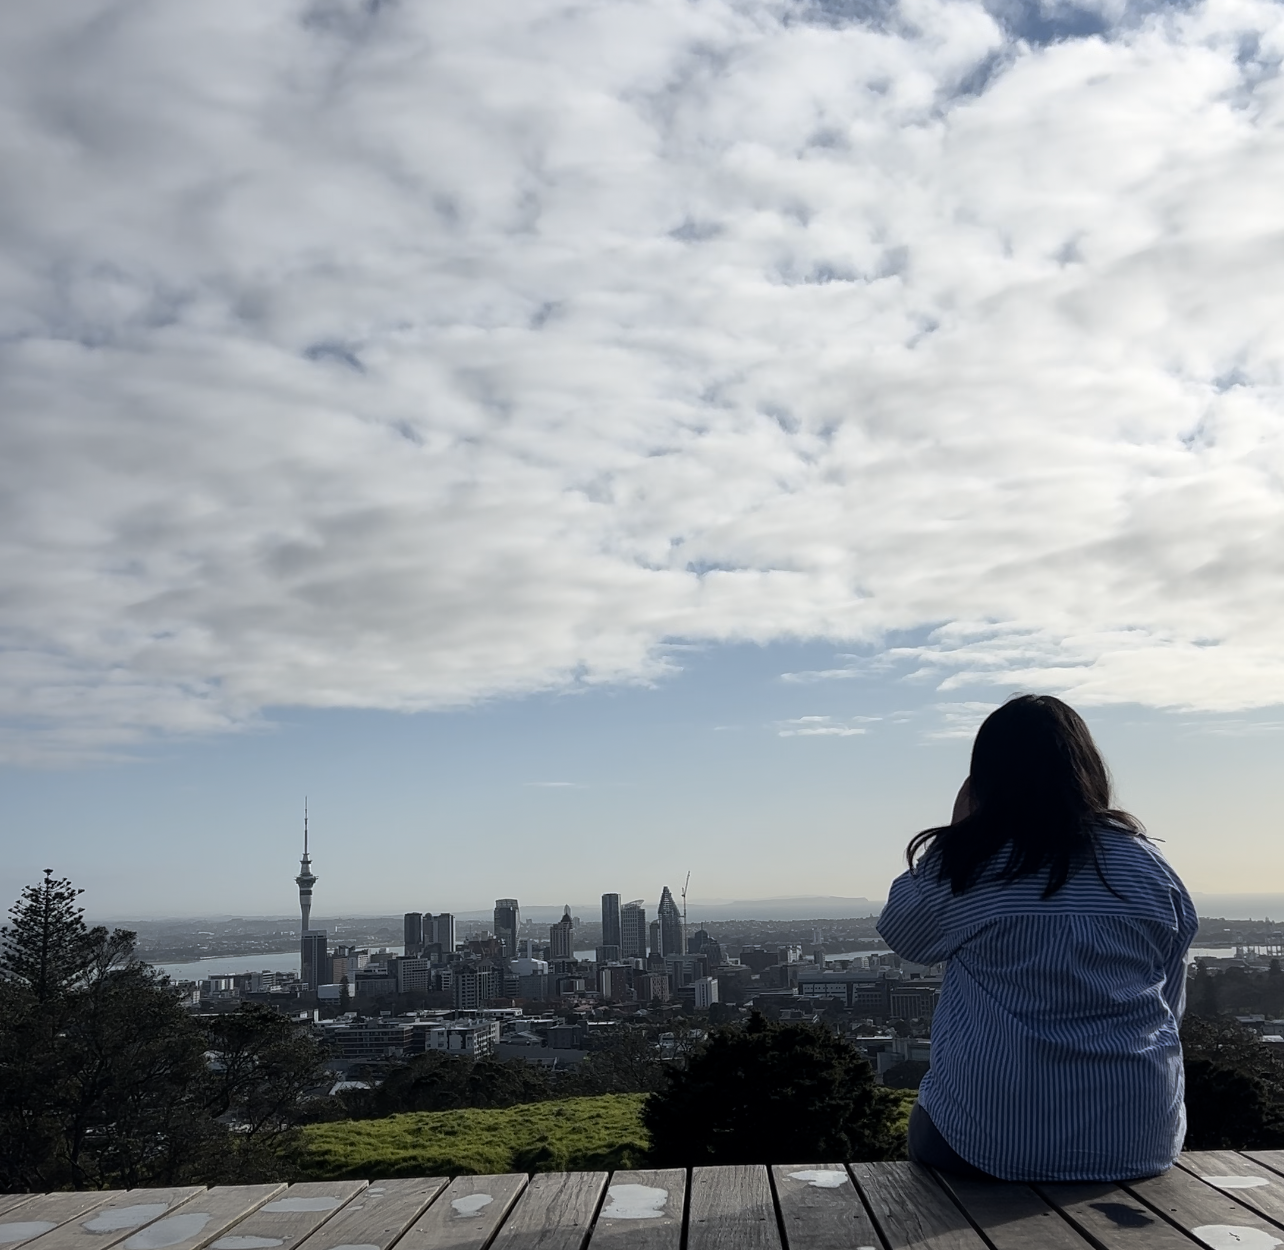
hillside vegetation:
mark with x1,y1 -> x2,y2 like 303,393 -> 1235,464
293,1094 -> 650,1178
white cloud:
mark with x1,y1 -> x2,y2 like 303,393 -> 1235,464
3,0 -> 1284,761
777,715 -> 874,737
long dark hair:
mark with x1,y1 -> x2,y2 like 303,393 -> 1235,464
906,694 -> 1143,897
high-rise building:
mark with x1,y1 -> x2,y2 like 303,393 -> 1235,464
549,906 -> 574,960
692,976 -> 719,1010
301,930 -> 329,991
404,912 -> 424,957
601,893 -> 622,952
658,886 -> 682,958
494,899 -> 520,959
649,918 -> 662,958
431,913 -> 456,953
620,900 -> 646,960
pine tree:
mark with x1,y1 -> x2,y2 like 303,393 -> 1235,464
0,869 -> 93,1002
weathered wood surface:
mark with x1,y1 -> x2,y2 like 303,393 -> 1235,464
202,1182 -> 367,1250
1177,1151 -> 1284,1226
770,1164 -> 879,1250
397,1175 -> 528,1250
1125,1165 -> 1284,1250
117,1185 -> 285,1250
588,1170 -> 684,1249
685,1166 -> 779,1250
852,1160 -> 988,1249
0,1194 -> 124,1249
1243,1151 -> 1284,1181
17,1155 -> 1284,1248
21,1189 -> 207,1250
295,1178 -> 448,1250
938,1176 -> 1095,1250
489,1172 -> 607,1250
1036,1182 -> 1198,1250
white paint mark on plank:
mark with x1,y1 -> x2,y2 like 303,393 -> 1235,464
210,1238 -> 284,1249
326,1244 -> 379,1250
786,1171 -> 848,1189
449,1196 -> 492,1218
83,1208 -> 171,1235
601,1186 -> 668,1220
123,1215 -> 213,1250
0,1226 -> 57,1245
1192,1227 -> 1282,1249
1203,1177 -> 1273,1190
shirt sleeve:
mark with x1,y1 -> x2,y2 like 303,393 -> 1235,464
1164,877 -> 1200,1023
878,865 -> 954,965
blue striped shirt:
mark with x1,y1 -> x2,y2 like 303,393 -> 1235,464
877,828 -> 1198,1181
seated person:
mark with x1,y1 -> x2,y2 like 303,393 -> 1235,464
878,694 -> 1196,1181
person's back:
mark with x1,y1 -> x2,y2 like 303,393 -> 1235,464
877,694 -> 1197,1182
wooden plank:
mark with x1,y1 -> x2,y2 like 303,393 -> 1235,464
0,1203 -> 37,1224
20,1190 -> 207,1250
203,1182 -> 367,1250
489,1173 -> 608,1250
295,1178 -> 448,1250
1125,1166 -> 1284,1249
936,1177 -> 1095,1250
770,1164 -> 880,1250
1178,1152 -> 1284,1226
588,1170 -> 684,1249
1036,1182 -> 1199,1249
686,1166 -> 780,1250
396,1174 -> 528,1250
0,1194 -> 124,1249
850,1161 -> 986,1249
1243,1153 -> 1284,1183
118,1185 -> 285,1250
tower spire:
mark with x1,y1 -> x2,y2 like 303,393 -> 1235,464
296,798 -> 317,934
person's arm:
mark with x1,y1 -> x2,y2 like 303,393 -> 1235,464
1164,878 -> 1200,1023
877,864 -> 954,965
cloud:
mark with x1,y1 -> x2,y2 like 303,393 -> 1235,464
778,715 -> 874,737
3,0 -> 1284,761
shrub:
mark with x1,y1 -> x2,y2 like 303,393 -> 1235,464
1183,1015 -> 1284,1150
643,1013 -> 902,1166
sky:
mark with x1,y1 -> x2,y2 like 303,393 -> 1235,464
2,0 -> 1283,919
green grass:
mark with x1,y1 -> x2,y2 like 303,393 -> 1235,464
293,1095 -> 651,1179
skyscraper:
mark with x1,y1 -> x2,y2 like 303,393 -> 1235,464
550,906 -> 574,959
658,886 -> 682,958
649,918 -> 662,958
601,893 -> 622,953
494,898 -> 520,960
620,900 -> 646,960
432,913 -> 456,953
404,912 -> 424,957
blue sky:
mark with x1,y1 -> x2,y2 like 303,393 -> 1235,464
2,0 -> 1284,918
4,640 -> 1282,917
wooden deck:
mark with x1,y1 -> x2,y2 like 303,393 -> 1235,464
5,1152 -> 1284,1250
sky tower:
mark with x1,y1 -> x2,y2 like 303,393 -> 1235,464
296,799 -> 316,933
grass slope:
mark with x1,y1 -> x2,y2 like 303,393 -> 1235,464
294,1094 -> 650,1179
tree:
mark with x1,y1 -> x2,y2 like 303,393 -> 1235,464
1,870 -> 95,1003
643,1013 -> 902,1166
1182,1015 -> 1284,1150
338,975 -> 351,1013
